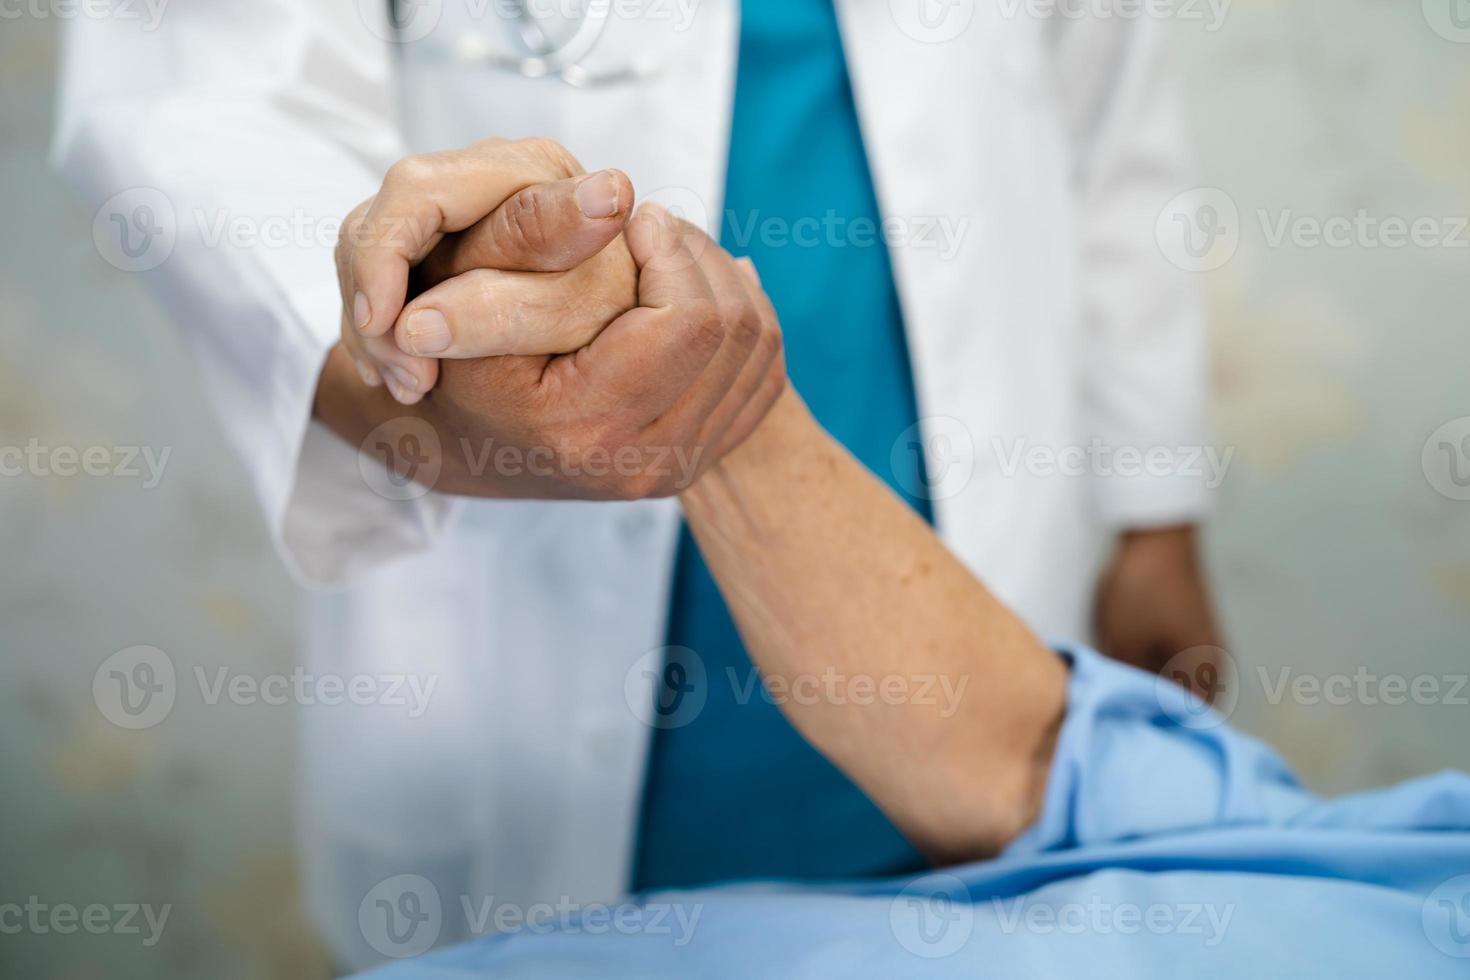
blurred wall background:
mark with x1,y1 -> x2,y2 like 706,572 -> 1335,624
0,1 -> 1466,977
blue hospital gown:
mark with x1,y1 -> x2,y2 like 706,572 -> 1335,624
357,648 -> 1470,978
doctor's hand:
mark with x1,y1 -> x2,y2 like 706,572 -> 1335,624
1093,524 -> 1226,702
315,203 -> 786,501
335,137 -> 636,404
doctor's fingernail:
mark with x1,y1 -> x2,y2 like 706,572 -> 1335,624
388,366 -> 419,392
403,309 -> 451,355
384,375 -> 420,405
353,291 -> 372,332
354,358 -> 383,387
575,170 -> 623,219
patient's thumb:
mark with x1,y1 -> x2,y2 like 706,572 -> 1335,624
422,169 -> 633,282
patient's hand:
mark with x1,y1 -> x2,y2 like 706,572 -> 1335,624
333,137 -> 637,403
399,167 -> 638,359
316,202 -> 785,501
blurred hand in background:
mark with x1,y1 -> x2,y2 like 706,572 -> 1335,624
1094,525 -> 1225,702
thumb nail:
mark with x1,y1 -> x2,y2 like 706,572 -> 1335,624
575,170 -> 623,219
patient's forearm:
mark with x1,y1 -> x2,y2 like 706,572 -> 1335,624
679,390 -> 1068,864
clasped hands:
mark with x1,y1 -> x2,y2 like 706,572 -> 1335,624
314,137 -> 786,500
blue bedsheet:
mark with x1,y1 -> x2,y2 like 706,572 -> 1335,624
357,648 -> 1470,978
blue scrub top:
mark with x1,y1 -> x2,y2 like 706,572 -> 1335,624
632,0 -> 932,891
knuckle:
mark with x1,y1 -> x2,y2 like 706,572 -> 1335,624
731,304 -> 762,346
554,416 -> 602,459
517,137 -> 581,177
470,135 -> 510,152
761,365 -> 789,402
681,298 -> 726,349
385,154 -> 435,188
757,320 -> 783,360
585,417 -> 624,456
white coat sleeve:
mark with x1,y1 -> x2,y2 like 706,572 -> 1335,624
1050,15 -> 1215,529
51,0 -> 460,586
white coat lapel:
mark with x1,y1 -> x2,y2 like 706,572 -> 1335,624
828,1 -> 1071,536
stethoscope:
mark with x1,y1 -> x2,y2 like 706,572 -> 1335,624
392,0 -> 659,88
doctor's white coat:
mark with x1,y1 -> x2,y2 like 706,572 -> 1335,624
53,0 -> 1211,968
